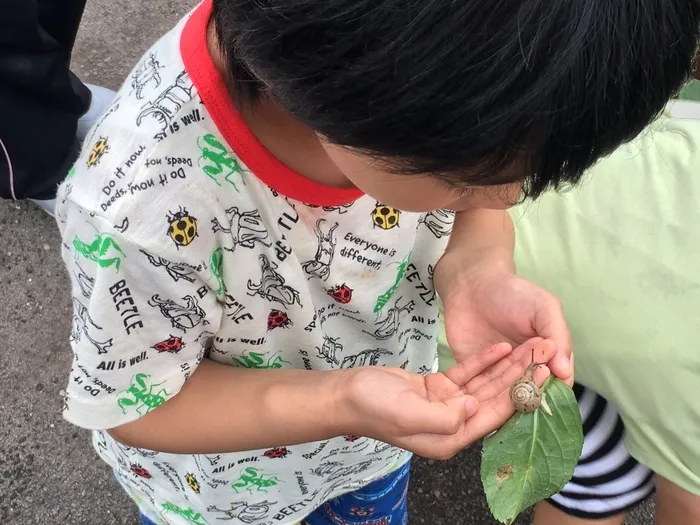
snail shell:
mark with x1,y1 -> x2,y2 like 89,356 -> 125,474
510,377 -> 542,413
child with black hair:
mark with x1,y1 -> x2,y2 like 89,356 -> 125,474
56,1 -> 699,523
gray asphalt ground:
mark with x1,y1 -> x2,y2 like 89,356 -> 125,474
0,1 -> 656,523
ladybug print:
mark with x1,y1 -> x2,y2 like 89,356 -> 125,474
264,447 -> 289,459
87,137 -> 109,167
327,284 -> 353,304
345,435 -> 362,442
185,472 -> 201,494
152,335 -> 185,353
371,202 -> 400,230
130,464 -> 153,479
167,206 -> 198,248
267,310 -> 292,330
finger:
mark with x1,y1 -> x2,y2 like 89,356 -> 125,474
398,394 -> 478,436
463,338 -> 547,394
401,389 -> 523,458
461,373 -> 558,447
423,372 -> 462,402
392,399 -> 479,460
405,344 -> 557,457
534,298 -> 573,381
443,342 -> 513,386
464,338 -> 555,399
460,389 -> 518,444
531,361 -> 552,385
559,350 -> 575,388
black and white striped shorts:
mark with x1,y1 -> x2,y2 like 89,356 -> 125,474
547,384 -> 655,519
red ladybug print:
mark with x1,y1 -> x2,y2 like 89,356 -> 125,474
152,335 -> 185,353
345,435 -> 362,442
264,447 -> 289,459
130,464 -> 153,479
327,284 -> 353,304
267,310 -> 292,331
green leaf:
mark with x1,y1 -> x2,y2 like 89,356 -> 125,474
480,377 -> 584,525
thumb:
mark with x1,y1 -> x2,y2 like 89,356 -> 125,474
534,294 -> 573,381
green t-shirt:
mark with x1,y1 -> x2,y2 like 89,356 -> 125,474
438,104 -> 700,495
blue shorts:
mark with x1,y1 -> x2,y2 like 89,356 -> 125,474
303,461 -> 410,525
139,461 -> 410,525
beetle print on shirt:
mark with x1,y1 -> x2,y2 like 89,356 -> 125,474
55,6 -> 452,522
247,255 -> 302,308
301,218 -> 339,281
148,294 -> 209,332
211,206 -> 271,253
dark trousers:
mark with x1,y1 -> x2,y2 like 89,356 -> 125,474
0,0 -> 91,200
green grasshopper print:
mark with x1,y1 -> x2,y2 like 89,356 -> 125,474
121,484 -> 153,518
373,250 -> 412,314
210,248 -> 225,295
197,133 -> 247,193
161,502 -> 208,525
73,232 -> 126,271
232,467 -> 280,494
117,373 -> 170,416
231,351 -> 290,369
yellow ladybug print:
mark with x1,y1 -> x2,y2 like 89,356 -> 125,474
87,137 -> 109,167
371,202 -> 400,230
185,472 -> 201,494
167,206 -> 198,248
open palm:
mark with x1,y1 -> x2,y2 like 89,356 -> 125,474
445,338 -> 554,442
435,258 -> 573,384
352,338 -> 556,460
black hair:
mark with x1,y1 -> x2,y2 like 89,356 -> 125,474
213,0 -> 700,198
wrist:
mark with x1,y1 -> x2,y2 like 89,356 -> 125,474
256,369 -> 355,444
445,209 -> 515,270
324,368 -> 366,437
465,245 -> 515,273
439,243 -> 515,283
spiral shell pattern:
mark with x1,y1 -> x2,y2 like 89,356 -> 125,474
509,378 -> 542,413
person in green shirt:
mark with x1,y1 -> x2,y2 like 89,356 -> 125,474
439,85 -> 700,525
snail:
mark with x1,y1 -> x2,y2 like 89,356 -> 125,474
509,351 -> 552,416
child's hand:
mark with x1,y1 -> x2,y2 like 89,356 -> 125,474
435,248 -> 573,386
444,337 -> 555,442
339,339 -> 553,460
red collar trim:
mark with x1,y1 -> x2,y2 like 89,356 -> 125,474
180,0 -> 364,206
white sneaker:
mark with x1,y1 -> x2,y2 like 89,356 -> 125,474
28,84 -> 117,217
76,83 -> 117,140
29,198 -> 56,216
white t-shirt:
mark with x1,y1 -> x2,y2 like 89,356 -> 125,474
56,1 -> 454,523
